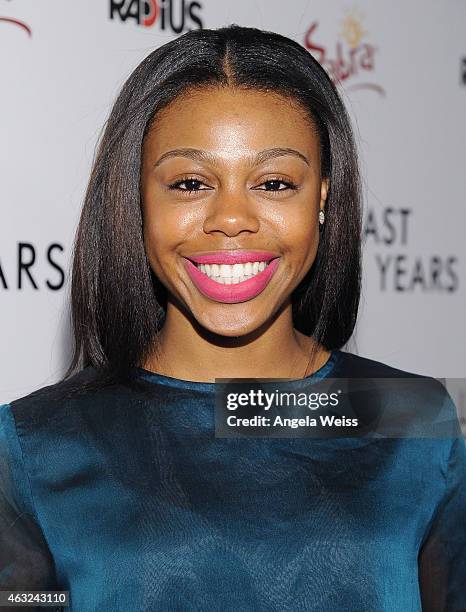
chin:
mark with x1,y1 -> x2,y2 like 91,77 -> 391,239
195,310 -> 268,339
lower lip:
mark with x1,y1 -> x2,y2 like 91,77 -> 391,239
183,258 -> 281,304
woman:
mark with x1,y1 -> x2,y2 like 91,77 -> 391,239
1,24 -> 465,612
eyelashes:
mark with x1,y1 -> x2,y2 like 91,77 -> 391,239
167,178 -> 208,193
167,176 -> 299,195
255,178 -> 299,193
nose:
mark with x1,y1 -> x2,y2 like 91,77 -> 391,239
202,187 -> 260,237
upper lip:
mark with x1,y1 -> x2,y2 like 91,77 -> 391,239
184,251 -> 280,265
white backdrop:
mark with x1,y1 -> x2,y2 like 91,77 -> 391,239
1,1 -> 465,410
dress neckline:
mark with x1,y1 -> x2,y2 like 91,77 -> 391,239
136,349 -> 341,392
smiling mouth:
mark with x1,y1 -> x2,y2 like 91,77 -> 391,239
190,259 -> 276,284
182,255 -> 281,304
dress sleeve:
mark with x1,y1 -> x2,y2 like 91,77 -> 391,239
0,403 -> 59,607
418,431 -> 466,611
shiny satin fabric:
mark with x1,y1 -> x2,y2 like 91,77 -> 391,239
1,349 -> 465,611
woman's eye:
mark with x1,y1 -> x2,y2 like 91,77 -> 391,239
168,177 -> 298,194
168,178 -> 210,193
256,179 -> 298,192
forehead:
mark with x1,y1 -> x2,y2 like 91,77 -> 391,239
144,86 -> 320,157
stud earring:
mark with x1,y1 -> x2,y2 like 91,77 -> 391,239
319,210 -> 325,225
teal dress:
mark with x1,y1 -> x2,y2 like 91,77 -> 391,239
1,349 -> 465,611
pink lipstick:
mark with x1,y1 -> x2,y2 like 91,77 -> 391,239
183,251 -> 281,304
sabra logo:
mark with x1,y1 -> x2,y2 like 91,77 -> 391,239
110,0 -> 203,33
304,8 -> 385,96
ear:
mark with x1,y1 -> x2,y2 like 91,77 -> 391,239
320,177 -> 329,210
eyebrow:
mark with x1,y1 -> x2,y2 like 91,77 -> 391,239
152,147 -> 310,169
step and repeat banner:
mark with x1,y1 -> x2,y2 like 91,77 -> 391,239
1,1 -> 465,412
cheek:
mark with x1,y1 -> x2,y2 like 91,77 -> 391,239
142,207 -> 178,272
142,204 -> 198,287
280,210 -> 319,261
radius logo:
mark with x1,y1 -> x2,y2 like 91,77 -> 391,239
110,0 -> 203,32
304,7 -> 385,96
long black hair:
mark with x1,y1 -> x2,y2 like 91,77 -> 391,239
66,23 -> 362,385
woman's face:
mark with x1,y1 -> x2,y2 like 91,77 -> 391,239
140,87 -> 328,336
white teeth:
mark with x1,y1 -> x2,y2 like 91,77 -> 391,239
232,263 -> 243,278
196,260 -> 273,283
